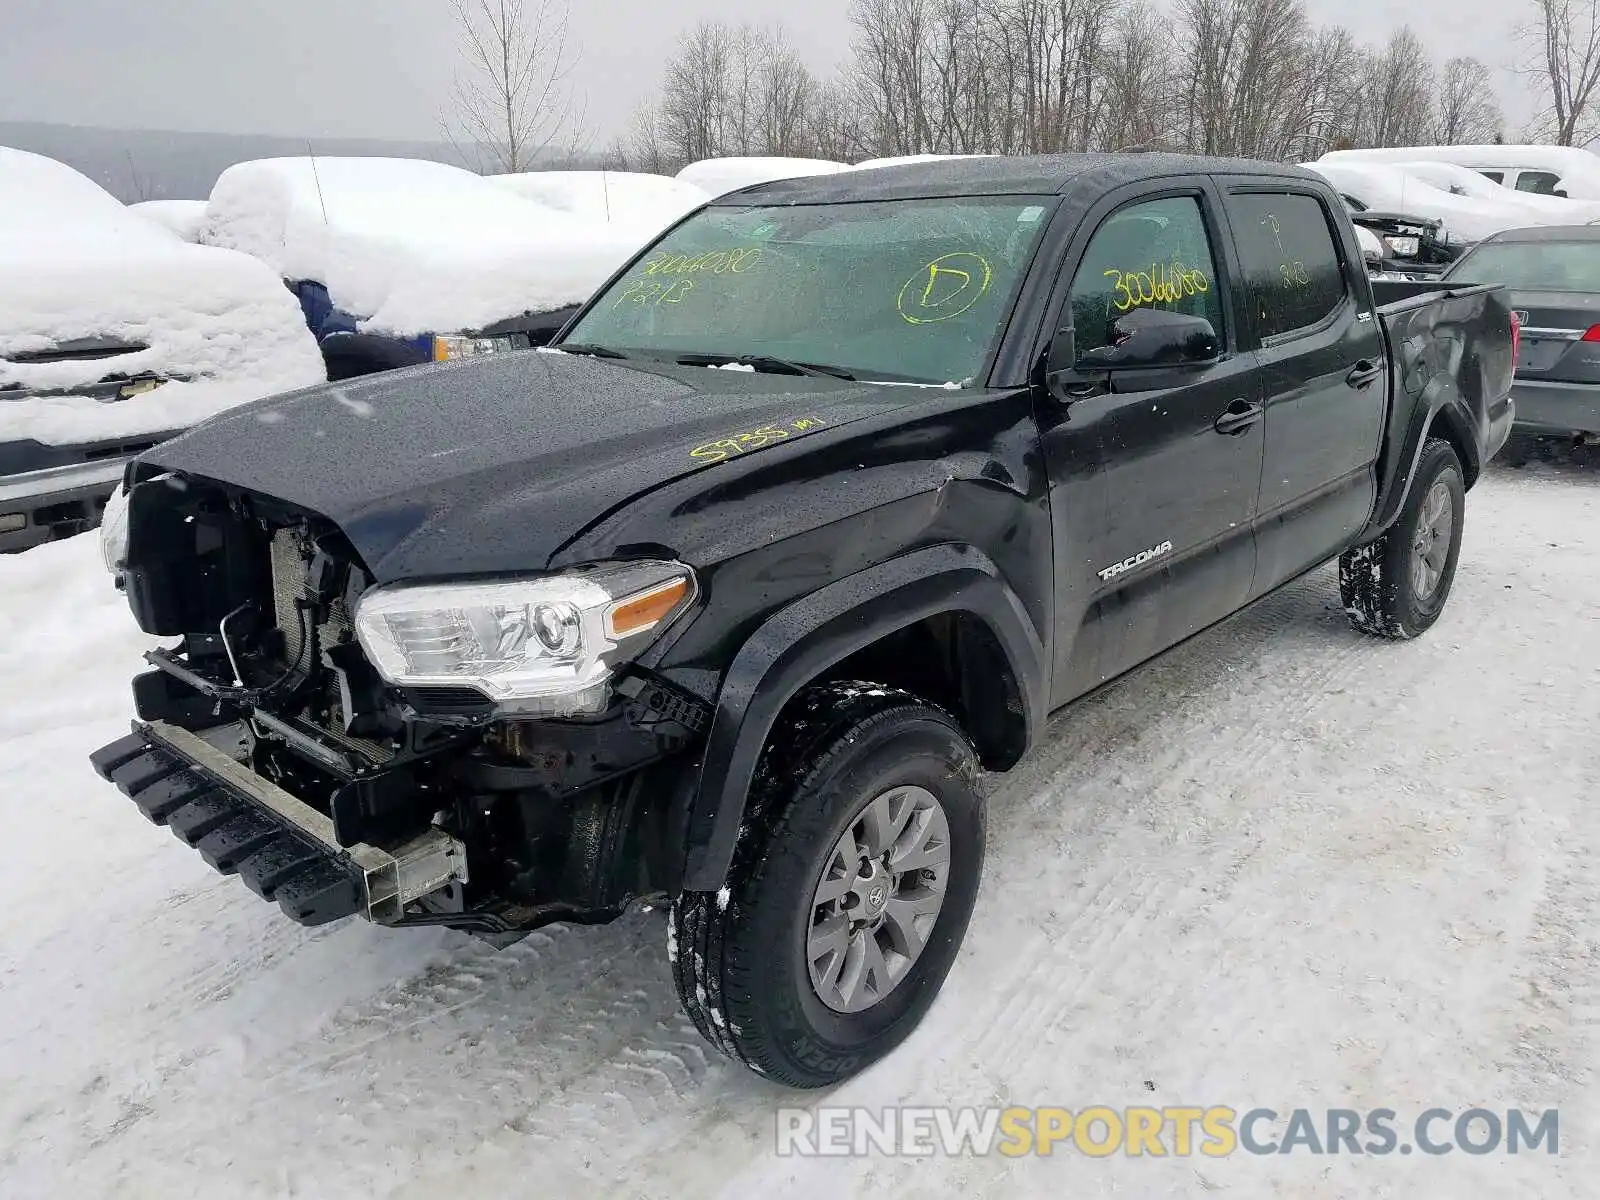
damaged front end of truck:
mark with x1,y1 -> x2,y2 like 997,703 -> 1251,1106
92,469 -> 710,936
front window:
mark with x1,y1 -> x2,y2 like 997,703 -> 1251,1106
1447,240 -> 1600,289
1067,195 -> 1225,357
562,197 -> 1055,385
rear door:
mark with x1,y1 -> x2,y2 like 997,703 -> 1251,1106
1223,182 -> 1386,597
1037,182 -> 1265,702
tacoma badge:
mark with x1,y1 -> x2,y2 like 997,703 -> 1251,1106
1097,540 -> 1174,581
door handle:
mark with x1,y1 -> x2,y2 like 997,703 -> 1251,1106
1346,360 -> 1382,389
1213,398 -> 1263,436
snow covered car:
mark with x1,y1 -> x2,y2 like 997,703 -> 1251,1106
129,199 -> 208,242
199,157 -> 648,380
1309,159 -> 1542,246
1,148 -> 324,553
485,170 -> 709,240
92,154 -> 1514,1088
1385,160 -> 1600,225
1323,143 -> 1600,201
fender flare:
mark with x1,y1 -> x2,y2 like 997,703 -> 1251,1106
678,543 -> 1049,892
1362,387 -> 1481,543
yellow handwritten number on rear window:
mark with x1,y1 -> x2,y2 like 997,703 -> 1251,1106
897,253 -> 993,325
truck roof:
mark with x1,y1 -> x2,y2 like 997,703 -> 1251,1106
711,152 -> 1321,204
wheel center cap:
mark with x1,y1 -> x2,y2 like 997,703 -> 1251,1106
865,881 -> 889,913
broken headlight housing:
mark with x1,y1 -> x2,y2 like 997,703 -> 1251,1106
352,561 -> 696,716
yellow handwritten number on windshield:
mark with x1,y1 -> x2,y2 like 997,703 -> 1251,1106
897,253 -> 993,325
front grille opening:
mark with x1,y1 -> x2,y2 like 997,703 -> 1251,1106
83,440 -> 159,462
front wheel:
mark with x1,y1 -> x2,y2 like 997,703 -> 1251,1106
1339,436 -> 1466,640
671,683 -> 985,1087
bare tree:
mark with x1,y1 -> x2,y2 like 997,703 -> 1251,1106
620,0 -> 1506,169
1524,0 -> 1600,144
1280,25 -> 1368,159
1434,57 -> 1504,143
1097,3 -> 1177,151
447,0 -> 582,173
646,21 -> 825,168
1360,27 -> 1436,147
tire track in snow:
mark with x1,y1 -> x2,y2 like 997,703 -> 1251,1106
940,568 -> 1444,1084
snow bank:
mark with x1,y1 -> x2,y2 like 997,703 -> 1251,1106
1,148 -> 326,445
201,157 -> 644,336
674,156 -> 850,197
129,199 -> 208,242
486,170 -> 708,239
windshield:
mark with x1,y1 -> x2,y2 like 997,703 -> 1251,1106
1448,241 -> 1600,290
561,196 -> 1055,384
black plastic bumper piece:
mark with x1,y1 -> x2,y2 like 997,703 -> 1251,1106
90,729 -> 363,926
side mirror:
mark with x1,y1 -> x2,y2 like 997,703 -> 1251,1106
1077,308 -> 1220,371
1041,326 -> 1080,402
1556,187 -> 1570,198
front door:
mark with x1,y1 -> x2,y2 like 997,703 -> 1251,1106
1041,190 -> 1266,703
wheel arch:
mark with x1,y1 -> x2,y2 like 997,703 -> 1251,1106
677,543 -> 1049,893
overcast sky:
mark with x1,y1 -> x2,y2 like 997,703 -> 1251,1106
0,0 -> 1538,144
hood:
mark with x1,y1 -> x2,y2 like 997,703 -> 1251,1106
140,350 -> 915,580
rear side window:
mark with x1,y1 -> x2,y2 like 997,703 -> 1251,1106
1479,170 -> 1505,184
1515,170 -> 1563,195
1067,195 -> 1226,357
1229,192 -> 1347,340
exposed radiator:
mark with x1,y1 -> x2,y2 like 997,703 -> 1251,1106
266,528 -> 393,766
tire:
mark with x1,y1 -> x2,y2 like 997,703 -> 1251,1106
1339,436 -> 1466,640
671,682 -> 985,1088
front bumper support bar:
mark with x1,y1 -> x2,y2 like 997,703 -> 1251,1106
91,719 -> 467,926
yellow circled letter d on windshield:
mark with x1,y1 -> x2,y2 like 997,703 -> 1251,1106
898,253 -> 993,324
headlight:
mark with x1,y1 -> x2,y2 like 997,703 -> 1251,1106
432,334 -> 524,362
1383,235 -> 1421,257
99,482 -> 130,574
353,561 -> 696,716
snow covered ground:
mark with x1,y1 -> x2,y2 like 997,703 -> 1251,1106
2,459 -> 1597,1198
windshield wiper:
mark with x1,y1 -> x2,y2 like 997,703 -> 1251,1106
676,352 -> 856,381
555,342 -> 629,360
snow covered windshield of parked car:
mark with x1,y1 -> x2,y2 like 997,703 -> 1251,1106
563,197 -> 1056,384
1451,241 -> 1600,291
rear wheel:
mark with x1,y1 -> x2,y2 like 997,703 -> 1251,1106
671,682 -> 984,1087
1340,436 -> 1465,640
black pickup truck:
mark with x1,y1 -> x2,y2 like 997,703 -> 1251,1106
90,155 -> 1515,1088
